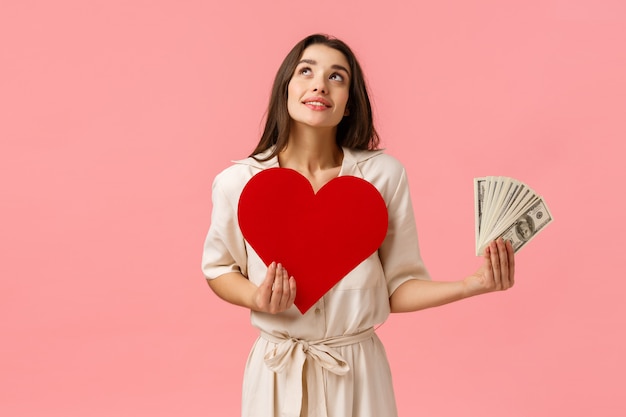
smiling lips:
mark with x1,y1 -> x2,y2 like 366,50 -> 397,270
302,97 -> 332,110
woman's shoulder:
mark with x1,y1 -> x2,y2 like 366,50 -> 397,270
212,154 -> 275,196
344,148 -> 406,178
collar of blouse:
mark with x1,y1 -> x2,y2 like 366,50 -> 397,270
232,146 -> 384,179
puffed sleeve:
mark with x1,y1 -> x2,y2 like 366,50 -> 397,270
201,170 -> 249,280
378,167 -> 431,294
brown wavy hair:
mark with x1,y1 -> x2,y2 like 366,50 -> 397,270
250,34 -> 380,160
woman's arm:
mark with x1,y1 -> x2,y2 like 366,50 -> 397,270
208,262 -> 297,314
390,238 -> 515,313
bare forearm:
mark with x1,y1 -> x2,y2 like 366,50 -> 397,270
390,239 -> 515,313
390,279 -> 473,313
207,272 -> 257,310
207,263 -> 297,314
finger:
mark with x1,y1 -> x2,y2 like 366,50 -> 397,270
286,276 -> 297,307
506,240 -> 515,287
263,262 -> 277,290
262,262 -> 277,295
484,245 -> 493,276
269,263 -> 285,312
279,265 -> 290,309
489,240 -> 501,290
497,238 -> 509,289
255,262 -> 276,311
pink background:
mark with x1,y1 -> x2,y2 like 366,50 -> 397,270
2,1 -> 625,416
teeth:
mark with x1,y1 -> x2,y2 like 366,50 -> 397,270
306,101 -> 326,106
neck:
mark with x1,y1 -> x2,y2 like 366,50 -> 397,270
279,124 -> 343,174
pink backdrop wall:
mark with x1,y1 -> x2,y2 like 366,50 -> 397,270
2,1 -> 625,416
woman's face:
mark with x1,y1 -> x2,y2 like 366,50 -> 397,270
287,44 -> 351,131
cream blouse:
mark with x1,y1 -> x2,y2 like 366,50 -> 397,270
202,147 -> 430,417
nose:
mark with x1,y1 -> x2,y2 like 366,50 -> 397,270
311,75 -> 328,94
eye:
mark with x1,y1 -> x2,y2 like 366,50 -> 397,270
329,73 -> 344,82
298,67 -> 312,76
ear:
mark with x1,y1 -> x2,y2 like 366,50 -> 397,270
344,107 -> 350,116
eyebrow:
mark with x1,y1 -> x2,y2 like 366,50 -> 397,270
297,59 -> 350,76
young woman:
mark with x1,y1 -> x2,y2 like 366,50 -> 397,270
202,34 -> 515,417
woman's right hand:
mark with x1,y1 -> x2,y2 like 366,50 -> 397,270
253,262 -> 296,314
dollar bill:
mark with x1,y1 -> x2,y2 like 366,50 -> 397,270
497,198 -> 553,253
474,177 -> 487,250
475,177 -> 552,255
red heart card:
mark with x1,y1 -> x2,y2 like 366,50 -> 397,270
238,168 -> 388,314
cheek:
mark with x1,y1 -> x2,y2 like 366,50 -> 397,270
338,87 -> 349,103
287,81 -> 303,104
286,82 -> 297,113
337,91 -> 350,111
287,78 -> 304,97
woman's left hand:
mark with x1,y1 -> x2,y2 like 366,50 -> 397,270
464,238 -> 515,297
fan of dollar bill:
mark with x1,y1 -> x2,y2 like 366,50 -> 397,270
474,177 -> 553,255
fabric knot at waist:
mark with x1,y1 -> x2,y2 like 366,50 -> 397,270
260,327 -> 375,417
298,339 -> 309,353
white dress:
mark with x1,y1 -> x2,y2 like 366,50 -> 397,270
202,147 -> 430,417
